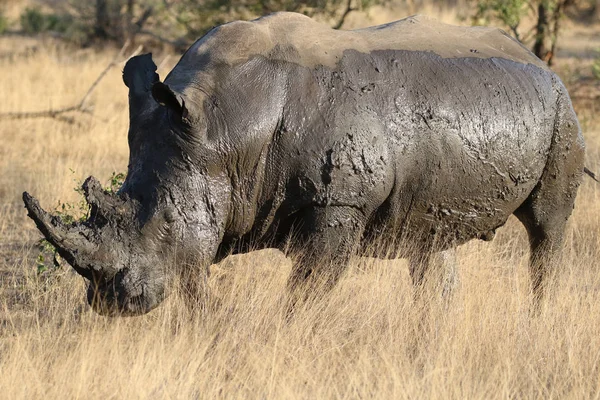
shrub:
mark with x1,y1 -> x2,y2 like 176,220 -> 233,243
20,7 -> 48,34
20,6 -> 83,41
474,0 -> 528,40
593,50 -> 600,81
0,10 -> 8,34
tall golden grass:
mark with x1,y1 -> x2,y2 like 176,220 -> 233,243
1,11 -> 600,399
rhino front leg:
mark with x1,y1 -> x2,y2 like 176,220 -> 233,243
409,248 -> 459,302
438,249 -> 459,299
285,206 -> 366,311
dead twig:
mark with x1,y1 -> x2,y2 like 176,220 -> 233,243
0,41 -> 143,123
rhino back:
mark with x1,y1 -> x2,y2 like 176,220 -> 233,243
172,12 -> 547,71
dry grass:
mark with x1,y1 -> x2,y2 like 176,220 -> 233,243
1,7 -> 600,399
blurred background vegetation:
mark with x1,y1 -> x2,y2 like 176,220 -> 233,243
1,0 -> 599,66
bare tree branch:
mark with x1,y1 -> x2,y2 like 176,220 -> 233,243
333,0 -> 357,29
520,26 -> 537,44
0,42 -> 143,123
509,24 -> 521,41
137,29 -> 189,51
134,6 -> 154,30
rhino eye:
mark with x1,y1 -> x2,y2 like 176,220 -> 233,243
164,208 -> 176,223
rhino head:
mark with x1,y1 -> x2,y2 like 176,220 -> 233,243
23,54 -> 230,316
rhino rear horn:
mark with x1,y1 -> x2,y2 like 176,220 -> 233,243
123,53 -> 159,96
22,192 -> 95,279
82,176 -> 126,219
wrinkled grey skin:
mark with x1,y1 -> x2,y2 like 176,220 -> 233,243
23,13 -> 585,315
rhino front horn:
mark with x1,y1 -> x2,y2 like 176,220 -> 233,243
82,176 -> 125,218
22,192 -> 94,279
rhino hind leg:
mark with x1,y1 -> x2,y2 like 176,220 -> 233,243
514,198 -> 570,308
285,206 -> 366,311
514,90 -> 585,307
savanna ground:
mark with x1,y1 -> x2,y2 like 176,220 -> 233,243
1,1 -> 600,399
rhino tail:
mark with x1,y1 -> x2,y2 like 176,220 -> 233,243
584,167 -> 600,183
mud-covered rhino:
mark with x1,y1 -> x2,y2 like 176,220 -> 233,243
23,12 -> 586,315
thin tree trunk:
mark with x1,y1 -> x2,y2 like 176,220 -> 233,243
125,0 -> 135,43
95,0 -> 110,40
547,0 -> 565,66
534,0 -> 569,66
533,1 -> 550,62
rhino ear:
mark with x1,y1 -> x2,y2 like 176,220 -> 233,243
152,82 -> 189,121
123,53 -> 159,95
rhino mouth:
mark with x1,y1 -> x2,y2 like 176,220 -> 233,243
88,289 -> 160,316
87,272 -> 164,316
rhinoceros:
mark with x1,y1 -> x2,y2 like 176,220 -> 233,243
23,12 -> 586,315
